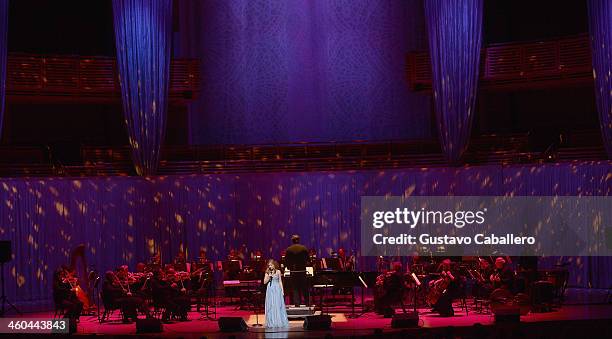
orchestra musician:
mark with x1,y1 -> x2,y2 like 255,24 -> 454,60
130,263 -> 154,299
376,256 -> 390,273
52,266 -> 83,320
101,270 -> 146,323
307,249 -> 323,271
115,265 -> 130,282
227,249 -> 240,261
428,259 -> 456,316
135,262 -> 147,274
249,250 -> 267,274
374,262 -> 408,316
174,252 -> 186,264
166,266 -> 192,298
337,248 -> 356,272
193,250 -> 213,270
408,254 -> 428,276
223,249 -> 243,298
115,264 -> 151,300
331,248 -> 356,296
237,244 -> 248,262
490,257 -> 515,291
252,250 -> 263,260
151,268 -> 191,322
472,258 -> 494,298
191,250 -> 214,295
173,251 -> 187,272
149,253 -> 161,265
146,253 -> 162,273
285,234 -> 309,306
279,249 -> 287,271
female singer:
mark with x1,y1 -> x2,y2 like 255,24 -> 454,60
263,259 -> 289,328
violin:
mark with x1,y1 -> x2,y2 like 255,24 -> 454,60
165,271 -> 190,281
191,265 -> 212,282
59,268 -> 93,311
176,272 -> 190,292
163,270 -> 189,293
111,272 -> 133,296
128,272 -> 153,282
61,273 -> 79,286
375,272 -> 388,287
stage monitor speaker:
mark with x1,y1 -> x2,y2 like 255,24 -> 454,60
218,317 -> 248,332
303,314 -> 331,330
0,241 -> 11,263
136,318 -> 163,333
494,308 -> 520,323
391,312 -> 419,328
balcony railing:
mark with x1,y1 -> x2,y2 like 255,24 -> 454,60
0,130 -> 605,177
6,53 -> 200,102
406,34 -> 592,91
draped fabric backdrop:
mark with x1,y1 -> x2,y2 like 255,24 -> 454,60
175,0 -> 431,145
587,0 -> 612,159
1,161 -> 610,308
112,0 -> 172,175
0,0 -> 8,137
425,0 -> 483,163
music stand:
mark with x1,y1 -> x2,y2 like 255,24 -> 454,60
324,258 -> 341,271
222,260 -> 242,276
357,272 -> 378,314
197,274 -> 217,321
409,273 -> 422,314
250,284 -> 265,328
197,291 -> 217,320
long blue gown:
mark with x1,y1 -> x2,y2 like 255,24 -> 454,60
265,270 -> 289,328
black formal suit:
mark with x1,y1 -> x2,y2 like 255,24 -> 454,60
285,243 -> 309,305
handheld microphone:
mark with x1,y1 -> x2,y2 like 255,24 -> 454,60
267,268 -> 274,286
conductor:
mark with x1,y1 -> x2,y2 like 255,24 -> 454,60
285,235 -> 309,306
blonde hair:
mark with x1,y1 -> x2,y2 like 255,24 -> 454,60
267,259 -> 280,270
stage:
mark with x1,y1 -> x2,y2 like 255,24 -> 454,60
12,303 -> 612,338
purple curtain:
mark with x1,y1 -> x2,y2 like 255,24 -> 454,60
112,0 -> 172,175
175,0 -> 432,145
0,0 -> 8,138
587,0 -> 612,158
1,161 -> 610,308
425,0 -> 483,163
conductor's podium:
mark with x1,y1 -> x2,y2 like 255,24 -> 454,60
286,305 -> 315,319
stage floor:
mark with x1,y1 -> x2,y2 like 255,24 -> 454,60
12,303 -> 612,338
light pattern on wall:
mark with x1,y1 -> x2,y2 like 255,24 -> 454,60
0,161 -> 610,306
